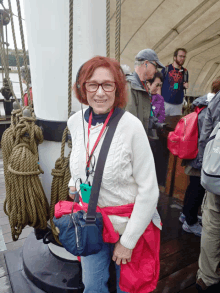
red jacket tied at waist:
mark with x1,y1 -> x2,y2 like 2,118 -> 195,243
54,200 -> 160,293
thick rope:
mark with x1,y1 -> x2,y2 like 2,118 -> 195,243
2,114 -> 49,241
16,0 -> 31,107
8,0 -> 24,104
50,0 -> 74,243
68,0 -> 73,118
50,127 -> 71,244
115,0 -> 121,62
106,0 -> 110,57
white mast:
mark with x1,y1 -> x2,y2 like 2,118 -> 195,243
23,0 -> 106,259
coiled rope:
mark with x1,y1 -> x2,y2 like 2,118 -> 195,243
1,0 -> 49,241
50,127 -> 71,243
2,112 -> 49,241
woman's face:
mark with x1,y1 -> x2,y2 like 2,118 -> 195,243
148,77 -> 162,95
86,67 -> 116,114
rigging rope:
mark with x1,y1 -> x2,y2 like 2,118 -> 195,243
106,0 -> 110,57
115,0 -> 121,62
67,0 -> 73,119
0,11 -> 22,110
49,0 -> 74,243
50,127 -> 71,244
1,0 -> 50,242
2,110 -> 49,241
8,0 -> 24,104
15,0 -> 31,106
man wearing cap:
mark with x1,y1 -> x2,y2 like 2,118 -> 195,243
161,48 -> 188,116
125,49 -> 164,134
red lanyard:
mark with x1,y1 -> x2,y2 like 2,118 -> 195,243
86,108 -> 114,169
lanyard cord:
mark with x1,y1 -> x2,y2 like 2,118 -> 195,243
141,80 -> 152,102
140,80 -> 155,116
86,108 -> 114,171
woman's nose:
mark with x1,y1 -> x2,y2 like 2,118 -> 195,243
96,85 -> 105,95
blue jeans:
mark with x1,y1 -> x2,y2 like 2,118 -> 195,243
81,241 -> 128,293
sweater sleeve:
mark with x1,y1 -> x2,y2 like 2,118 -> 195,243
198,107 -> 213,166
67,113 -> 79,188
120,120 -> 159,249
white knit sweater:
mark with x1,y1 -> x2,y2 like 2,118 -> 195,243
68,110 -> 161,250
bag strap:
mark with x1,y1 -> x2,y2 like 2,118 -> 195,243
195,106 -> 206,114
86,108 -> 125,224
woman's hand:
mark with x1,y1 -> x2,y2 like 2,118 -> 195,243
69,186 -> 76,200
112,240 -> 133,265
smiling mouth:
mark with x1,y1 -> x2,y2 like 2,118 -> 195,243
94,100 -> 107,104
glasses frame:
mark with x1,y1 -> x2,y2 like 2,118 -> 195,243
148,61 -> 158,69
84,82 -> 116,93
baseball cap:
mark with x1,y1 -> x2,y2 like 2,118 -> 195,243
135,49 -> 165,68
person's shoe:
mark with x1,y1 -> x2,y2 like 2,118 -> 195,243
182,220 -> 202,236
179,212 -> 186,223
179,212 -> 202,224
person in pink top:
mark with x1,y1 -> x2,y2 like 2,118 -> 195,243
147,71 -> 165,123
21,65 -> 33,106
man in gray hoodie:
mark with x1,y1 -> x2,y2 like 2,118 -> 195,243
192,76 -> 220,292
125,49 -> 164,134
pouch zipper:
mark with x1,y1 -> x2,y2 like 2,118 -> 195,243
72,214 -> 80,249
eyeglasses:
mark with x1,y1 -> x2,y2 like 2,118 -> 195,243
149,61 -> 158,69
156,83 -> 162,88
85,82 -> 116,93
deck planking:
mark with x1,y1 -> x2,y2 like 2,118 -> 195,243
0,148 -> 201,293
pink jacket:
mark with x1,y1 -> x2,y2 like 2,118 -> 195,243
54,200 -> 160,293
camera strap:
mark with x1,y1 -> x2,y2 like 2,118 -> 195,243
86,108 -> 125,224
86,108 -> 114,170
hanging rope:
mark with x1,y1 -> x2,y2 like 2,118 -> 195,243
50,127 -> 71,244
15,0 -> 31,107
0,10 -> 22,110
8,0 -> 24,104
106,0 -> 110,57
115,0 -> 121,62
67,0 -> 73,118
49,0 -> 74,243
2,113 -> 49,241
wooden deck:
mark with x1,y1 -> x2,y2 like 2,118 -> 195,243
0,149 -> 200,293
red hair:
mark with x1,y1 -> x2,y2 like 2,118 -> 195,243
73,56 -> 128,108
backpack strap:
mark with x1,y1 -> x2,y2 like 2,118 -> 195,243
164,65 -> 169,78
195,106 -> 206,114
183,68 -> 188,83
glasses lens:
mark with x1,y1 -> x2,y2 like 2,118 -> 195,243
85,83 -> 98,92
102,82 -> 115,92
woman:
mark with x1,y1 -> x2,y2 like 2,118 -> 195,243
147,71 -> 165,123
21,65 -> 33,106
147,71 -> 166,184
67,56 -> 161,293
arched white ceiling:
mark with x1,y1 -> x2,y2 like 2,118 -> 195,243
109,0 -> 220,96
